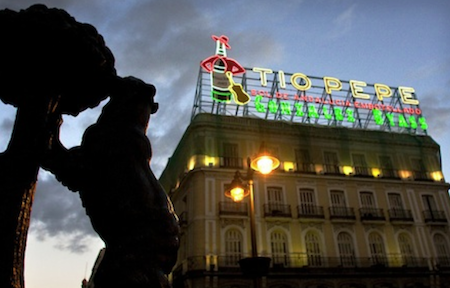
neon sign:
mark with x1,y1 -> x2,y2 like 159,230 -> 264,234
197,35 -> 427,135
200,35 -> 249,104
252,68 -> 419,106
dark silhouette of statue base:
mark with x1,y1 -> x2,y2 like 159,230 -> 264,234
0,4 -> 179,288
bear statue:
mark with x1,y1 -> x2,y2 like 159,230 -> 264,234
42,76 -> 180,288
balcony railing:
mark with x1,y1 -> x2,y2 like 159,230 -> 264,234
436,256 -> 450,267
323,164 -> 340,175
329,206 -> 356,220
381,168 -> 399,179
412,170 -> 430,181
219,201 -> 248,216
354,166 -> 371,177
359,208 -> 386,221
297,205 -> 324,219
388,208 -> 414,222
177,254 -> 430,273
296,162 -> 315,173
263,203 -> 292,218
219,156 -> 243,169
423,210 -> 448,223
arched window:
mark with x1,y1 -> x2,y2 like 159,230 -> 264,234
398,233 -> 415,266
434,234 -> 450,266
305,231 -> 322,267
368,232 -> 386,265
337,232 -> 356,267
271,231 -> 289,267
225,229 -> 242,267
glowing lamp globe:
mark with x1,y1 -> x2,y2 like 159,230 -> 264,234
251,155 -> 280,175
225,171 -> 249,202
229,187 -> 246,202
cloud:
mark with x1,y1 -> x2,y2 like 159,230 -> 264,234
326,3 -> 357,40
406,59 -> 450,82
30,171 -> 98,253
417,87 -> 450,136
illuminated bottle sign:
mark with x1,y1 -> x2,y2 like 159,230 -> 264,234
200,35 -> 250,104
197,35 -> 427,134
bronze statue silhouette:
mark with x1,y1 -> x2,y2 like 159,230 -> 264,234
0,4 -> 179,288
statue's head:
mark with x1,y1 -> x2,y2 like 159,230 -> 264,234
98,76 -> 158,131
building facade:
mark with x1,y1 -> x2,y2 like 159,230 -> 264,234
160,112 -> 450,288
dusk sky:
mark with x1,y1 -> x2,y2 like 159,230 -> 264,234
0,1 -> 449,288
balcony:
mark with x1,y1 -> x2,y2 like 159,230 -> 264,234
178,254 -> 430,273
359,208 -> 386,221
296,162 -> 315,174
412,170 -> 430,181
381,168 -> 399,179
297,205 -> 325,219
388,208 -> 414,222
329,206 -> 356,221
354,166 -> 371,177
219,201 -> 248,216
436,256 -> 450,268
323,164 -> 341,175
219,156 -> 243,169
423,210 -> 448,223
263,203 -> 292,218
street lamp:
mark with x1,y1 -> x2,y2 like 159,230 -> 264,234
225,144 -> 280,287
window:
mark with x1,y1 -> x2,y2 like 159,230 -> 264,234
221,143 -> 241,168
398,233 -> 415,266
422,194 -> 445,222
352,153 -> 369,176
388,193 -> 403,210
265,186 -> 291,217
368,232 -> 386,265
360,191 -> 376,209
324,151 -> 340,174
267,186 -> 284,211
271,231 -> 289,267
422,194 -> 437,211
388,193 -> 405,218
305,231 -> 323,267
411,158 -> 427,180
330,190 -> 353,219
337,232 -> 356,267
299,188 -> 316,216
225,229 -> 242,267
295,149 -> 314,173
330,190 -> 346,207
379,155 -> 396,178
360,191 -> 383,220
434,234 -> 450,266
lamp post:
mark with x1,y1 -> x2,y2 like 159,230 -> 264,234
225,144 -> 280,287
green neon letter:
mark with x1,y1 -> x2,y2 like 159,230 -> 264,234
280,102 -> 291,115
373,109 -> 383,125
409,115 -> 418,129
346,109 -> 355,123
334,107 -> 344,121
323,107 -> 332,120
255,95 -> 266,113
308,105 -> 319,118
295,103 -> 304,116
385,113 -> 395,126
398,114 -> 409,128
268,100 -> 277,113
419,117 -> 428,130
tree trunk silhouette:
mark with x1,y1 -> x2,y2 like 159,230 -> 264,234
0,96 -> 59,288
